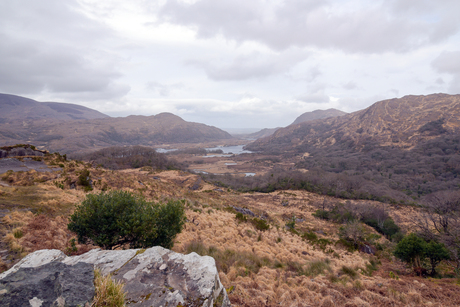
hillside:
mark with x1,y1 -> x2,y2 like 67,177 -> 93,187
2,149 -> 460,306
0,108 -> 233,154
0,93 -> 109,122
240,108 -> 346,140
247,94 -> 460,153
242,127 -> 280,140
290,108 -> 347,126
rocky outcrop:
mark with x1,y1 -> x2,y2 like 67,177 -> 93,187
0,246 -> 231,307
0,261 -> 95,307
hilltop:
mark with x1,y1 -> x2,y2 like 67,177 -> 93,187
0,94 -> 233,154
290,108 -> 347,126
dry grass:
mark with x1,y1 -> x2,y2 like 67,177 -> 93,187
92,269 -> 126,307
3,163 -> 460,306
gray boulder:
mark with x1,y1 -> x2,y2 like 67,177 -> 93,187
0,246 -> 231,307
0,261 -> 94,307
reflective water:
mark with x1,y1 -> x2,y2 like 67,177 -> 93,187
205,145 -> 252,155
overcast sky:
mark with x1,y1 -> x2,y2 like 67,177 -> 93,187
1,0 -> 459,129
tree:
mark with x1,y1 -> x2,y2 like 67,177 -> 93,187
394,233 -> 450,276
68,190 -> 186,250
394,233 -> 426,270
416,190 -> 460,271
425,241 -> 450,275
339,221 -> 366,249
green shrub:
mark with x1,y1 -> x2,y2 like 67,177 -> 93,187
235,212 -> 247,223
77,169 -> 92,191
340,265 -> 358,279
394,233 -> 450,275
312,209 -> 329,220
393,233 -> 427,269
286,216 -> 296,230
68,191 -> 186,249
251,218 -> 270,231
302,231 -> 318,243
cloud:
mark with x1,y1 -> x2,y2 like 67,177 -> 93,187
432,51 -> 460,74
159,0 -> 460,53
343,81 -> 358,90
432,51 -> 460,93
296,92 -> 331,104
145,81 -> 185,96
186,48 -> 308,81
0,0 -> 130,100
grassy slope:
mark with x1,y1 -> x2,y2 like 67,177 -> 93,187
1,157 -> 459,307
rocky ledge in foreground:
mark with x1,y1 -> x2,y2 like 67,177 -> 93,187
0,246 -> 231,307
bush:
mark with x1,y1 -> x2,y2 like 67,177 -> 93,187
394,233 -> 450,276
251,218 -> 270,231
394,233 -> 426,269
68,191 -> 186,249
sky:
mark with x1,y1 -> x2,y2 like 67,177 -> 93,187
1,0 -> 460,130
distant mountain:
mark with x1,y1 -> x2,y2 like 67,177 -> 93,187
246,94 -> 460,153
0,94 -> 233,154
240,127 -> 281,140
240,109 -> 346,140
290,108 -> 346,126
0,93 -> 109,122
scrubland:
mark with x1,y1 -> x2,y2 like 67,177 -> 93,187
1,154 -> 460,306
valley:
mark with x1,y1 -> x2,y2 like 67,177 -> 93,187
1,149 -> 460,306
1,93 -> 460,306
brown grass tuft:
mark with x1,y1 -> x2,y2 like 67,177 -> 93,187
320,296 -> 335,307
92,269 -> 126,307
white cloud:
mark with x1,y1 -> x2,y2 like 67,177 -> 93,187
186,48 -> 309,81
0,0 -> 459,129
0,0 -> 130,100
159,0 -> 460,53
432,51 -> 460,93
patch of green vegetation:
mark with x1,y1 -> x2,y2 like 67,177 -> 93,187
68,191 -> 186,249
362,258 -> 380,277
340,265 -> 359,279
235,212 -> 247,223
77,168 -> 93,192
250,218 -> 269,231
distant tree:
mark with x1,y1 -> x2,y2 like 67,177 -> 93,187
339,221 -> 366,249
68,190 -> 186,250
394,233 -> 426,270
425,240 -> 450,275
416,190 -> 460,271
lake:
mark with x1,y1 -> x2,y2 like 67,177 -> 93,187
205,145 -> 252,155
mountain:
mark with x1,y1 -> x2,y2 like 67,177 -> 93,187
241,127 -> 281,140
290,108 -> 346,126
246,94 -> 460,153
0,94 -> 233,154
240,109 -> 346,140
0,93 -> 109,122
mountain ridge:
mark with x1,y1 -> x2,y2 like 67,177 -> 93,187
0,94 -> 233,154
290,108 -> 347,126
0,93 -> 109,121
246,93 -> 460,153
